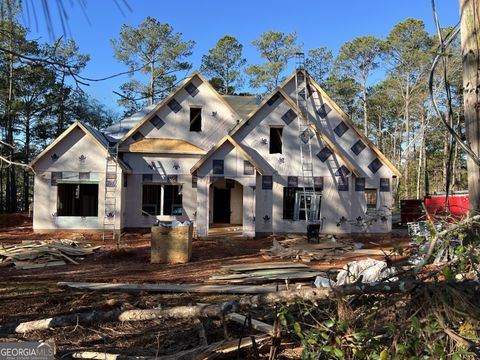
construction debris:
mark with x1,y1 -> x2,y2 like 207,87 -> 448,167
210,261 -> 323,284
314,258 -> 397,288
260,238 -> 397,263
0,239 -> 100,269
261,238 -> 353,262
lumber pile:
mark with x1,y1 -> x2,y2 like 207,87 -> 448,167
260,238 -> 394,262
209,261 -> 324,284
260,238 -> 354,262
0,239 -> 101,269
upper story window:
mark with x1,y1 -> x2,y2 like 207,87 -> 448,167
269,127 -> 283,154
190,107 -> 202,132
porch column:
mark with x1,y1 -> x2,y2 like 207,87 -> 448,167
242,185 -> 255,237
196,176 -> 209,237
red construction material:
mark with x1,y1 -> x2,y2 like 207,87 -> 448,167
424,192 -> 469,221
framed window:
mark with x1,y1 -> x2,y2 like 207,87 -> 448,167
351,140 -> 366,155
316,147 -> 332,162
267,93 -> 280,106
334,121 -> 349,137
142,184 -> 161,215
288,176 -> 298,187
190,107 -> 202,132
262,175 -> 273,190
51,172 -> 62,186
365,189 -> 377,211
192,175 -> 198,189
244,160 -> 255,175
317,103 -> 332,118
368,158 -> 383,174
281,109 -> 297,125
314,176 -> 324,191
213,160 -> 224,175
150,115 -> 165,129
57,183 -> 98,216
337,176 -> 349,192
283,187 -> 321,221
167,99 -> 182,113
163,185 -> 183,215
132,131 -> 144,142
283,187 -> 296,220
185,82 -> 199,97
380,178 -> 390,192
355,177 -> 366,191
335,165 -> 351,177
142,184 -> 183,216
269,127 -> 283,154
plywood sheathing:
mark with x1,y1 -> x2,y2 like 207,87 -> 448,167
119,138 -> 207,155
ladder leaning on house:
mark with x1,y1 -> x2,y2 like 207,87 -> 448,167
294,53 -> 322,237
102,142 -> 120,244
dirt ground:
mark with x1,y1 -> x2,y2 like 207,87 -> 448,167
0,213 -> 411,358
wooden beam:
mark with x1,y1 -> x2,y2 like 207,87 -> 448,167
57,281 -> 279,294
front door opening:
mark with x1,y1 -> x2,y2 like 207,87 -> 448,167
213,186 -> 231,223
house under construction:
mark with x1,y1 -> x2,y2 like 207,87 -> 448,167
30,67 -> 401,238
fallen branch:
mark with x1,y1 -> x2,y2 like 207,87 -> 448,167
57,281 -> 279,294
1,303 -> 239,335
11,280 -> 480,336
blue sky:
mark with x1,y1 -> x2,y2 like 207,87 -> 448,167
24,0 -> 460,113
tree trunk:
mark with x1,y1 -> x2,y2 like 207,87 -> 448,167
442,133 -> 449,190
5,9 -> 16,213
460,0 -> 480,214
23,112 -> 30,211
416,116 -> 425,199
362,78 -> 368,137
404,82 -> 410,199
57,74 -> 66,137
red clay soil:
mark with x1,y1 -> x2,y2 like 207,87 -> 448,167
0,214 -> 411,358
0,214 -> 410,284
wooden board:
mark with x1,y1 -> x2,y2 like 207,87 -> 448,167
223,262 -> 309,273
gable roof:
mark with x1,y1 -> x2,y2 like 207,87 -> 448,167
30,121 -> 130,172
226,87 -> 360,177
119,138 -> 206,155
281,70 -> 402,177
109,71 -> 243,145
190,135 -> 265,175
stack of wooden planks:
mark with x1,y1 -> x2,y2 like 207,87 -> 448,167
0,239 -> 101,269
260,238 -> 354,262
260,238 -> 395,262
209,262 -> 324,284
